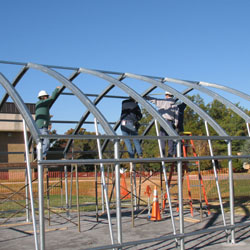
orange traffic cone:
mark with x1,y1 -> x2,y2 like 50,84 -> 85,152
162,193 -> 167,209
150,186 -> 161,221
120,173 -> 131,199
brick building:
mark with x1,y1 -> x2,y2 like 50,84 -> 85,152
0,102 -> 35,163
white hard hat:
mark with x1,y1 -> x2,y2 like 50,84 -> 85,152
38,90 -> 49,98
165,91 -> 173,96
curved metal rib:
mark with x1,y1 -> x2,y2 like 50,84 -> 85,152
199,81 -> 250,102
125,73 -> 228,136
0,73 -> 40,142
27,63 -> 116,136
78,68 -> 179,136
163,78 -> 250,123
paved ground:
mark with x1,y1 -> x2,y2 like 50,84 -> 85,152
1,208 -> 250,250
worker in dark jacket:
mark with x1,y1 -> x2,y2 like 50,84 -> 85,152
120,97 -> 143,158
176,102 -> 186,133
35,86 -> 60,158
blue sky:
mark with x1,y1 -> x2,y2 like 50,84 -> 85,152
0,0 -> 250,134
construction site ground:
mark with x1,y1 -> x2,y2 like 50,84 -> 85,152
1,206 -> 250,250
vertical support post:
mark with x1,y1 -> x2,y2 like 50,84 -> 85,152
69,165 -> 73,210
25,169 -> 30,222
64,165 -> 69,218
197,160 -> 203,221
95,165 -> 98,222
75,164 -> 81,232
69,141 -> 74,209
114,139 -> 122,246
37,141 -> 45,250
101,168 -> 105,213
177,140 -> 185,250
130,164 -> 134,227
46,168 -> 51,226
22,119 -> 39,250
227,140 -> 235,244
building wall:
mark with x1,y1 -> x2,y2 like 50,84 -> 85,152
0,112 -> 35,163
0,131 -> 25,162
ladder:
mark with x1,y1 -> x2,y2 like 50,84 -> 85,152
181,132 -> 210,217
166,132 -> 210,217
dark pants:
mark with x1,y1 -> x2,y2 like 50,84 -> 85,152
160,120 -> 176,157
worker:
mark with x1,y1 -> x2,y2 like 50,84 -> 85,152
176,102 -> 187,134
120,97 -> 143,158
145,91 -> 179,157
35,86 -> 60,159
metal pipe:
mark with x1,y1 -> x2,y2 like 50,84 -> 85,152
177,140 -> 185,250
25,169 -> 30,222
246,122 -> 250,137
37,140 -> 45,250
23,120 -> 39,250
75,164 -> 81,232
227,140 -> 235,244
114,139 -> 122,245
64,165 -> 69,218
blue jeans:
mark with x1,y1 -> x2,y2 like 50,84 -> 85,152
121,121 -> 142,158
39,127 -> 50,158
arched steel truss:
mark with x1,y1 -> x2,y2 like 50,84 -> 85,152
1,60 -> 250,250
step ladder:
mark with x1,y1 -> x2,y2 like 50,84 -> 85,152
181,132 -> 210,217
166,132 -> 211,217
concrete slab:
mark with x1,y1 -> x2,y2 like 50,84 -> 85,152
0,209 -> 250,250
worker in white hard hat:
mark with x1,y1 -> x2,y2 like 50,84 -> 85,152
35,86 -> 60,159
145,91 -> 179,157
